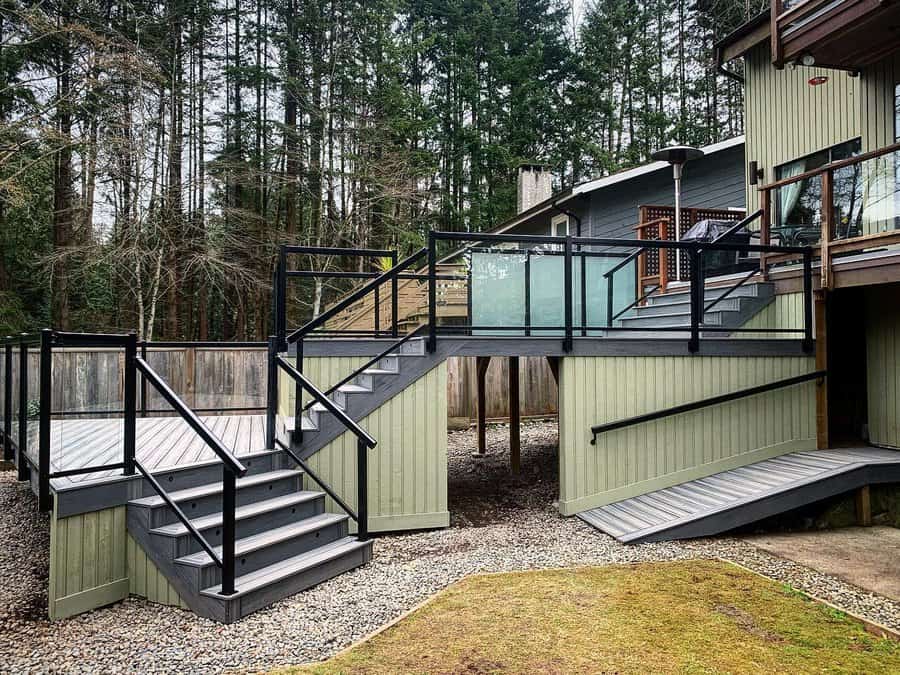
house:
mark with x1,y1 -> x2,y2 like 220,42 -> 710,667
3,2 -> 899,625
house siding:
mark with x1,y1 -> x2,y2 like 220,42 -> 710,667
866,286 -> 900,449
557,354 -> 817,515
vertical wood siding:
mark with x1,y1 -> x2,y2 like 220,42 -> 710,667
277,356 -> 368,416
446,356 -> 557,419
558,355 -> 817,515
740,292 -> 806,338
127,535 -> 187,609
304,362 -> 449,531
49,505 -> 129,619
866,286 -> 900,448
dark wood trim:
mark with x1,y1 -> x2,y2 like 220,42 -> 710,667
815,289 -> 829,450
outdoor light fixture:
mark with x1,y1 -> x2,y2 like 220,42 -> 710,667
650,145 -> 705,281
801,53 -> 816,67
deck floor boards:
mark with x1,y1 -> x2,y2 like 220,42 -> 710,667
20,414 -> 267,490
579,447 -> 900,543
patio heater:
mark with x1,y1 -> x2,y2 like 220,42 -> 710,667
650,145 -> 704,281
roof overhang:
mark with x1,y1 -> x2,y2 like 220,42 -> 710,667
715,11 -> 771,64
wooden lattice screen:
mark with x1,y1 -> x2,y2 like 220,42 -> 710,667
637,205 -> 745,287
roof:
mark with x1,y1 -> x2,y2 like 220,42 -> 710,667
714,11 -> 770,63
487,135 -> 745,235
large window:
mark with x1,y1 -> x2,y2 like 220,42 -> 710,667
775,138 -> 861,244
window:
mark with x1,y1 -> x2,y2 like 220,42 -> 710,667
775,138 -> 861,243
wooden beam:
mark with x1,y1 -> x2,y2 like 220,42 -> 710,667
815,290 -> 829,450
855,485 -> 872,527
475,357 -> 490,456
508,356 -> 520,475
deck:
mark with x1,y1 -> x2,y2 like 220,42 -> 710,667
579,447 -> 900,543
22,414 -> 266,490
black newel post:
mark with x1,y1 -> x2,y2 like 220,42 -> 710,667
17,337 -> 28,481
802,249 -> 814,353
38,329 -> 52,511
266,336 -> 278,449
123,332 -> 137,476
563,236 -> 573,352
356,436 -> 369,541
3,343 -> 12,462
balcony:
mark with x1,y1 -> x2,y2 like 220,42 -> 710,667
771,0 -> 900,70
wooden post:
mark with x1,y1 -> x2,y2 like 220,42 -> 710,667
759,187 -> 771,279
815,289 -> 829,450
475,356 -> 490,456
855,485 -> 872,527
659,223 -> 669,294
508,356 -> 520,475
821,170 -> 834,290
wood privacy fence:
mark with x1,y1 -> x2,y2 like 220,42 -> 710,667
1,346 -> 557,422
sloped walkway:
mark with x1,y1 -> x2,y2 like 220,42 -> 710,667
580,447 -> 900,543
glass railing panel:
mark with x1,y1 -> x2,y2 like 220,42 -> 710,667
470,249 -> 527,335
773,173 -> 823,248
529,252 -> 565,336
832,149 -> 900,241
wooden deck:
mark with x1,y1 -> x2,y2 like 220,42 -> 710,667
22,414 -> 266,489
579,447 -> 900,543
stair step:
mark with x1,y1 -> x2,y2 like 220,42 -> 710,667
634,297 -> 741,316
131,469 -> 302,509
337,383 -> 372,394
620,310 -> 723,327
200,536 -> 371,600
648,282 -> 770,306
362,368 -> 398,376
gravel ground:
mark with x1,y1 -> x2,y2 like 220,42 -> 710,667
1,421 -> 899,674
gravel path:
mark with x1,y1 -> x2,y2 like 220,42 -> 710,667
1,421 -> 898,674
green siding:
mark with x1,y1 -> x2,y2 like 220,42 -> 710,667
558,355 -> 817,515
49,504 -> 129,620
740,292 -> 806,338
305,361 -> 449,531
866,287 -> 900,448
277,356 -> 368,418
127,534 -> 187,609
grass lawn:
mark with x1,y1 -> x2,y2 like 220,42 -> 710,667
287,559 -> 900,675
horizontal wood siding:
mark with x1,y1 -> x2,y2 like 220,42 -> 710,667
127,535 -> 187,609
740,292 -> 806,338
866,286 -> 900,448
49,504 -> 129,619
305,361 -> 449,531
558,354 -> 817,515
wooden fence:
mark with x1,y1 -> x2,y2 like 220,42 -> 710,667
0,347 -> 557,422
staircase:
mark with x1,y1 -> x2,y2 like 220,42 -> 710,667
615,281 -> 774,331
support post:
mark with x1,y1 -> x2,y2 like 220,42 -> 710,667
524,252 -> 531,336
374,280 -> 380,337
815,289 -> 829,450
139,340 -> 148,417
123,332 -> 137,476
466,256 -> 473,336
38,329 -> 52,511
563,235 -> 573,352
356,437 -> 369,541
475,356 -> 490,456
855,485 -> 872,527
266,336 -> 278,449
802,249 -> 814,353
821,169 -> 834,290
17,338 -> 28,481
688,248 -> 702,353
221,467 -> 237,595
580,250 -> 587,336
391,251 -> 398,338
508,356 -> 520,475
427,233 -> 437,352
293,340 -> 304,444
277,247 -> 287,350
606,270 -> 614,328
3,343 -> 12,462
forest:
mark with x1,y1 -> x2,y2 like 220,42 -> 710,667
0,0 -> 766,340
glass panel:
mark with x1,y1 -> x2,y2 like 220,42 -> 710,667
470,250 -> 527,335
833,149 -> 900,240
529,253 -> 564,336
775,173 -> 823,247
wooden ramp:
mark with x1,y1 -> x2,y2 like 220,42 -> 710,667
579,447 -> 900,543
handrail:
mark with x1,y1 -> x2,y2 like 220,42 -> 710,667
603,248 -> 642,279
275,355 -> 377,448
611,284 -> 661,323
134,459 -> 224,567
135,357 -> 247,477
275,439 -> 359,522
286,247 -> 427,344
302,325 -> 427,412
590,370 -> 826,444
704,269 -> 760,314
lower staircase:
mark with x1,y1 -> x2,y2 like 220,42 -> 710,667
127,449 -> 371,622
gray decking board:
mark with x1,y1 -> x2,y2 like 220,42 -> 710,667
28,414 -> 266,490
579,446 -> 900,543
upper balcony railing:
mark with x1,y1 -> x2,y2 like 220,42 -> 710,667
757,141 -> 900,287
771,0 -> 900,70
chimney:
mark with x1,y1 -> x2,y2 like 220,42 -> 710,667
517,163 -> 552,214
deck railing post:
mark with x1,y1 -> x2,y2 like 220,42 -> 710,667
139,340 -> 148,418
427,232 -> 437,352
390,251 -> 398,338
277,247 -> 287,350
17,337 -> 28,481
688,248 -> 701,353
466,255 -> 473,337
373,277 -> 381,337
802,249 -> 814,353
38,329 -> 52,511
123,332 -> 137,476
356,436 -> 369,541
221,466 -> 237,596
580,249 -> 587,337
266,336 -> 278,449
563,235 -> 573,352
606,271 -> 614,329
294,339 -> 304,444
524,251 -> 532,337
3,343 -> 12,461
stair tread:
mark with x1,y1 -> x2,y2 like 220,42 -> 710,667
150,491 -> 323,537
176,512 -> 348,567
362,368 -> 398,376
131,469 -> 302,508
201,536 -> 370,597
337,383 -> 372,393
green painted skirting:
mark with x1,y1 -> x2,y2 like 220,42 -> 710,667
363,511 -> 450,533
50,578 -> 130,620
558,439 -> 815,516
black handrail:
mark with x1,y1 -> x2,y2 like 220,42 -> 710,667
709,208 -> 763,244
590,369 -> 826,444
302,324 -> 426,413
611,284 -> 661,323
275,438 -> 358,521
285,248 -> 427,344
704,268 -> 759,314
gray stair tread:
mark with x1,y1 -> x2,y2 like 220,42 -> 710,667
201,536 -> 370,597
150,491 -> 323,537
131,469 -> 302,508
311,401 -> 343,413
300,416 -> 318,431
176,512 -> 348,567
362,368 -> 397,376
621,310 -> 723,322
337,383 -> 372,393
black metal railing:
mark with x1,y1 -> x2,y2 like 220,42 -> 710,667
0,332 -> 41,487
271,350 -> 376,540
590,369 -> 826,444
426,225 -> 814,354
